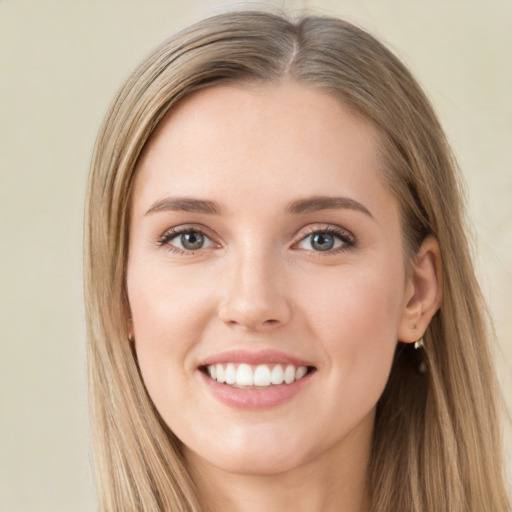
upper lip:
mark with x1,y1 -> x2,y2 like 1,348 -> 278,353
199,349 -> 315,368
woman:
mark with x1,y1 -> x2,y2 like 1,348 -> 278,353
84,10 -> 510,512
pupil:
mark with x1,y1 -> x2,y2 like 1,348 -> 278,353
312,233 -> 334,251
181,232 -> 204,250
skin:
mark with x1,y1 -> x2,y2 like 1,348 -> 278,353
127,81 -> 441,512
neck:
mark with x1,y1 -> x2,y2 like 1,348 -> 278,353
186,412 -> 373,512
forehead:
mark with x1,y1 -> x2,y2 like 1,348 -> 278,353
133,81 -> 392,217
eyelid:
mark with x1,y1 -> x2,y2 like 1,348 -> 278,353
292,224 -> 356,252
156,222 -> 355,255
157,224 -> 220,254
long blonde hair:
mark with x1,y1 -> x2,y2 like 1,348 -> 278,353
84,11 -> 510,511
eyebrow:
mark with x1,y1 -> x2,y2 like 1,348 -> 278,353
286,196 -> 373,218
145,197 -> 220,216
144,195 -> 373,218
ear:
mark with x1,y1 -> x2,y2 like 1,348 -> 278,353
398,235 -> 442,343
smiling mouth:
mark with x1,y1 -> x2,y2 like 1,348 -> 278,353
200,363 -> 316,389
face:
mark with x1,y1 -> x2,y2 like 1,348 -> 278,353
127,82 -> 413,476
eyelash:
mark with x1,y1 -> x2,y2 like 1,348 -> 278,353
157,225 -> 216,255
157,224 -> 356,256
294,225 -> 355,254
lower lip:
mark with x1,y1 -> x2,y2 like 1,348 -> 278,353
199,370 -> 314,410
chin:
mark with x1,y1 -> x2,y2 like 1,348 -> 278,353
209,455 -> 306,477
184,429 -> 311,476
220,451 -> 303,476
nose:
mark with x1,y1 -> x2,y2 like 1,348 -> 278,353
218,249 -> 291,332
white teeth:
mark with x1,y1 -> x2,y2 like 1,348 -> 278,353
284,365 -> 295,384
270,364 -> 285,385
205,363 -> 310,387
296,366 -> 307,380
225,363 -> 236,384
236,364 -> 253,386
216,364 -> 225,383
253,365 -> 271,386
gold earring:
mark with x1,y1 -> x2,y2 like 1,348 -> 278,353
413,337 -> 424,350
128,319 -> 134,342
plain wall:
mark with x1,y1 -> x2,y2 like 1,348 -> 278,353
1,0 -> 510,510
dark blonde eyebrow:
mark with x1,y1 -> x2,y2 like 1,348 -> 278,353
286,196 -> 373,218
145,197 -> 220,216
145,195 -> 372,218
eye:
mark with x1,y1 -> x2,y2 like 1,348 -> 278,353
159,227 -> 215,254
176,231 -> 209,250
295,227 -> 354,253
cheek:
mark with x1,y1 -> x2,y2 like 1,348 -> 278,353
126,257 -> 214,375
126,262 -> 214,426
299,260 -> 405,398
303,261 -> 404,340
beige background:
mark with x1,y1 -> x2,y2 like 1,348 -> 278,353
1,0 -> 510,510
